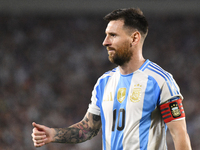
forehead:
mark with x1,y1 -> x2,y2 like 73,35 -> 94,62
105,20 -> 125,33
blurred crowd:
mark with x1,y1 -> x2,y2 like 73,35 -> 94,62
0,13 -> 199,150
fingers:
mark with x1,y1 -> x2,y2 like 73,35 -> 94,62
32,133 -> 46,147
32,122 -> 47,147
32,132 -> 47,147
33,139 -> 46,147
32,132 -> 46,141
32,134 -> 46,141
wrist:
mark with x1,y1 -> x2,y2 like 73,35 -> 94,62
50,128 -> 57,143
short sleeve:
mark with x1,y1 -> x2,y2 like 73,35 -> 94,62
159,74 -> 183,105
87,78 -> 101,116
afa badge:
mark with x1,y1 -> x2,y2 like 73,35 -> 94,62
170,102 -> 181,118
130,84 -> 142,103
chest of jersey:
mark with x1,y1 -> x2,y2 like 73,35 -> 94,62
100,71 -> 159,150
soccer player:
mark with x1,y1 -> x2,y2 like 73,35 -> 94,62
31,8 -> 192,150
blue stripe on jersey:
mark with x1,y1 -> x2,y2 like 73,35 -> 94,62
168,96 -> 180,102
111,73 -> 133,150
96,76 -> 110,108
140,59 -> 150,71
147,64 -> 173,96
139,76 -> 160,150
149,63 -> 180,95
95,75 -> 111,150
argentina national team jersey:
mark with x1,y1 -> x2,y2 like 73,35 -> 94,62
88,59 -> 183,150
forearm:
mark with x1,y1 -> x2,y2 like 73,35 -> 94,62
52,123 -> 99,143
52,113 -> 101,144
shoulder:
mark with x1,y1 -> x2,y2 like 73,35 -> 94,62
142,60 -> 182,101
142,60 -> 174,87
97,67 -> 118,82
91,67 -> 119,99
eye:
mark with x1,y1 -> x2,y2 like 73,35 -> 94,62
110,33 -> 116,37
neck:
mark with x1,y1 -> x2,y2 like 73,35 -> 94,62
119,53 -> 145,75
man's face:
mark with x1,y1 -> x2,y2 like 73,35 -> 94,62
102,20 -> 133,66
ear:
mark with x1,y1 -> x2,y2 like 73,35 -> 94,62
131,31 -> 141,45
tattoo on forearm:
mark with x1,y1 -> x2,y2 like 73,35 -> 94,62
93,114 -> 101,121
53,113 -> 101,144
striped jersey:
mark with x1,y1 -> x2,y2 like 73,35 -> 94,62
87,59 -> 183,150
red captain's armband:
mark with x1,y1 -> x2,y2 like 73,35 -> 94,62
159,99 -> 185,123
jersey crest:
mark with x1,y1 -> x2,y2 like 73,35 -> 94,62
130,84 -> 142,102
170,102 -> 181,118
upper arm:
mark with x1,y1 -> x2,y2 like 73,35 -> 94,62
160,99 -> 192,149
167,119 -> 187,136
167,119 -> 192,150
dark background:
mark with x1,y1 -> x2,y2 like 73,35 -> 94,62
0,0 -> 200,149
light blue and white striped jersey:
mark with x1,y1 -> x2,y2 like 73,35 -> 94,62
88,59 -> 183,150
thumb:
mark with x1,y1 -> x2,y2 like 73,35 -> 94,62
32,122 -> 45,131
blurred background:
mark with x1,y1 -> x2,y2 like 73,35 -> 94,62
0,0 -> 200,149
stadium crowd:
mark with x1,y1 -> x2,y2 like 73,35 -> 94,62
0,13 -> 199,150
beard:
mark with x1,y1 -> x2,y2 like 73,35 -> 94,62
108,42 -> 133,66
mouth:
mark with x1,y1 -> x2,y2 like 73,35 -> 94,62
108,50 -> 115,53
107,49 -> 115,56
107,47 -> 115,51
107,49 -> 115,54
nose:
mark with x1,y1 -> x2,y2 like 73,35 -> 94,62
102,36 -> 110,47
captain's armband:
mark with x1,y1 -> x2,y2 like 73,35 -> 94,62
159,99 -> 185,123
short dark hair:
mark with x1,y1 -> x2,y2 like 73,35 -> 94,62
104,8 -> 148,38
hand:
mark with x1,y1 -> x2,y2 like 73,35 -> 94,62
31,122 -> 55,147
